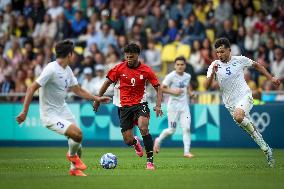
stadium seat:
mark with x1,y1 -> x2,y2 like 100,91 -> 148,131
253,0 -> 261,11
161,44 -> 177,62
176,44 -> 191,60
197,75 -> 207,92
198,94 -> 212,104
74,46 -> 84,55
233,15 -> 238,31
258,75 -> 267,88
213,0 -> 220,9
206,29 -> 215,43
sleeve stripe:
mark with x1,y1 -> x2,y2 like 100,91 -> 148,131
106,76 -> 115,83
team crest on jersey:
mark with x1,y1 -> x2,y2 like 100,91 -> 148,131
140,75 -> 143,79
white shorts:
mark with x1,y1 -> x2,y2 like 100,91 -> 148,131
41,108 -> 77,135
228,94 -> 253,117
167,109 -> 191,129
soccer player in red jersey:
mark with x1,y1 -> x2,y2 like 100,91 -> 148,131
94,43 -> 163,170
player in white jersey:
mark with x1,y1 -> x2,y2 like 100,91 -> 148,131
205,38 -> 281,167
154,56 -> 194,158
16,40 -> 111,176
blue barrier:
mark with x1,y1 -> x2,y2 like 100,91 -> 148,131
0,103 -> 283,148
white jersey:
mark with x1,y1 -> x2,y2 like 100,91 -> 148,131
36,61 -> 78,124
163,71 -> 191,111
207,56 -> 253,108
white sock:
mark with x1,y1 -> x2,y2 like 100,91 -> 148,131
70,162 -> 76,170
240,117 -> 269,151
68,138 -> 81,156
157,128 -> 176,144
77,144 -> 82,158
183,128 -> 190,155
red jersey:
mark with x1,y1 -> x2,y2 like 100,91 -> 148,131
107,61 -> 160,107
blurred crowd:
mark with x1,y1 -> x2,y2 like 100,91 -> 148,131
0,0 -> 283,102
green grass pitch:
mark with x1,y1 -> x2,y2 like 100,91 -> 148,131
0,147 -> 283,189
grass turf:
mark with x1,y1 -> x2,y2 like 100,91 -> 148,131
0,147 -> 283,189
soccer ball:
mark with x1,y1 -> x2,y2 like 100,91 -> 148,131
100,153 -> 117,169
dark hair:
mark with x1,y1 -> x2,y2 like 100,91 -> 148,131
55,40 -> 74,58
214,38 -> 231,49
123,43 -> 140,54
174,56 -> 186,63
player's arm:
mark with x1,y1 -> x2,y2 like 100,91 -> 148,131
93,79 -> 113,112
205,63 -> 218,90
154,85 -> 163,117
70,84 -> 111,103
252,61 -> 281,87
98,79 -> 113,97
16,81 -> 41,124
161,84 -> 182,96
187,86 -> 195,98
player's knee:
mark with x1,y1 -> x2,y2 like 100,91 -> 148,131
183,127 -> 190,133
139,127 -> 149,136
233,110 -> 245,124
168,128 -> 176,135
124,138 -> 134,146
138,117 -> 149,127
234,114 -> 244,124
72,130 -> 83,142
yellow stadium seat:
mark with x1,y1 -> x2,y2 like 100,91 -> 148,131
213,0 -> 219,9
206,29 -> 215,43
74,46 -> 84,55
197,75 -> 207,92
233,15 -> 238,31
176,44 -> 191,60
198,94 -> 212,104
6,49 -> 13,59
161,44 -> 177,62
253,0 -> 261,11
258,75 -> 267,88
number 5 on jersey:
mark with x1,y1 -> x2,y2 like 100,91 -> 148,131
226,67 -> 231,75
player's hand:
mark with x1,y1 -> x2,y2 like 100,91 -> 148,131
16,111 -> 27,124
96,96 -> 112,104
93,101 -> 100,112
189,92 -> 196,98
271,77 -> 281,88
173,89 -> 183,96
153,106 -> 163,117
212,63 -> 218,73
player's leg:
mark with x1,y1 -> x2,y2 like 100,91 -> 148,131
119,106 -> 143,157
180,110 -> 194,158
63,109 -> 84,170
154,111 -> 178,153
137,115 -> 155,169
122,129 -> 143,157
135,103 -> 155,169
233,109 -> 269,151
232,95 -> 274,166
46,117 -> 86,176
65,124 -> 88,172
